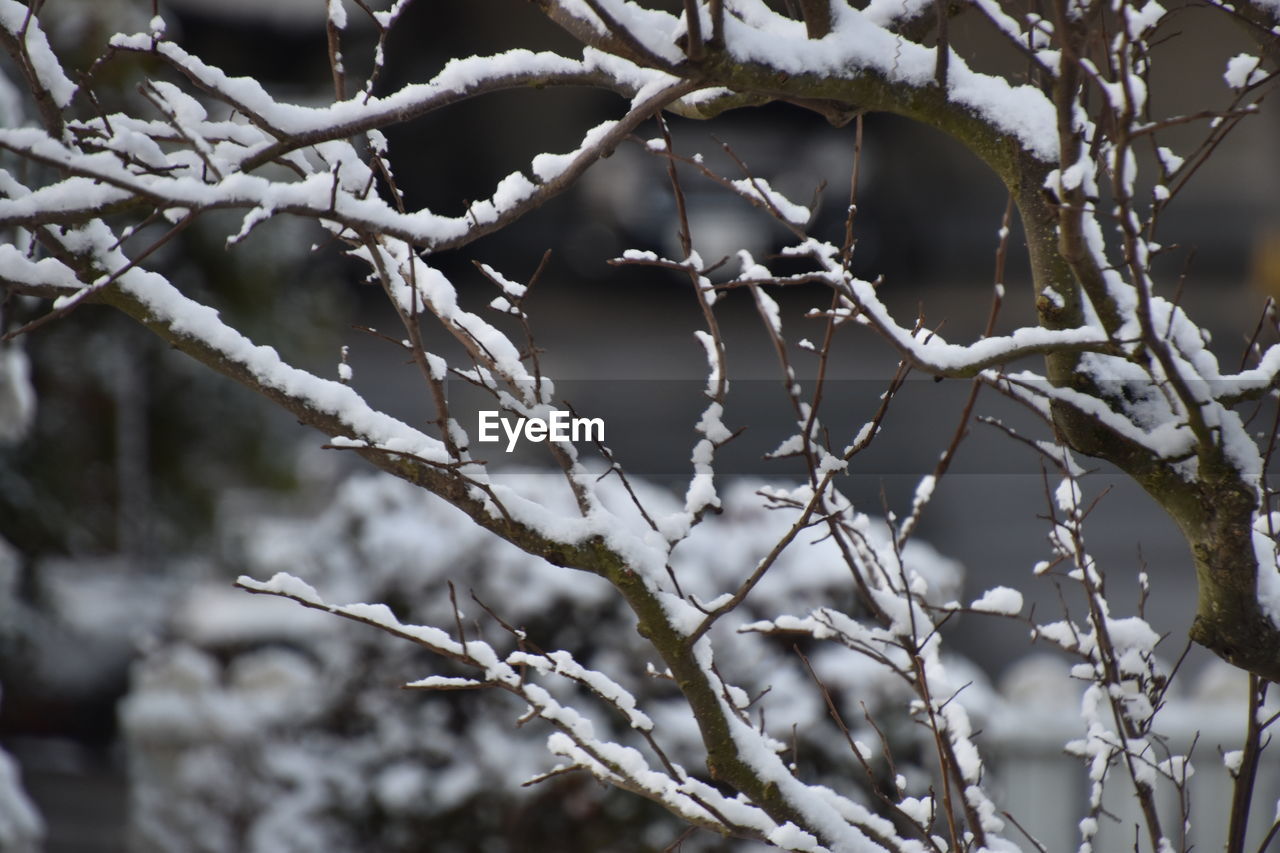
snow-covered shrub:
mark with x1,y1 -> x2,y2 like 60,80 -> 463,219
123,470 -> 973,851
0,736 -> 42,853
0,539 -> 43,852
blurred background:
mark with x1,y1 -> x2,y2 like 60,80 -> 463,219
1,0 -> 1279,850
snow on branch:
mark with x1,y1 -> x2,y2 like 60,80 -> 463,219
235,572 -> 790,842
782,239 -> 1113,377
709,0 -> 1060,160
0,76 -> 696,253
109,34 -> 680,167
0,0 -> 75,133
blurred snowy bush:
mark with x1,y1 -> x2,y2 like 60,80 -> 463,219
0,539 -> 44,853
0,733 -> 42,853
122,470 -> 973,852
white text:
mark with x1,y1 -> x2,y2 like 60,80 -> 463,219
477,409 -> 605,452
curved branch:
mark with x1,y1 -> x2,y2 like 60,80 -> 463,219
0,80 -> 700,253
108,35 -> 678,172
